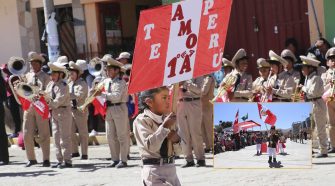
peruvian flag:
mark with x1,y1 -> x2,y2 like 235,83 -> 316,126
32,96 -> 49,120
233,109 -> 239,134
131,94 -> 139,119
257,103 -> 277,126
17,96 -> 49,119
128,0 -> 232,94
92,96 -> 106,117
17,96 -> 31,111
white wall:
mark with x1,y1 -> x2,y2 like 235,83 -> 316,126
0,0 -> 22,64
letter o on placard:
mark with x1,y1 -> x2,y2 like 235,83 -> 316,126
186,33 -> 198,49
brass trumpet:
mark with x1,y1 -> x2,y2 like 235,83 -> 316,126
78,82 -> 105,112
210,74 -> 237,103
291,83 -> 304,102
327,73 -> 335,102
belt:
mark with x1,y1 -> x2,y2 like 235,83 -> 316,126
106,101 -> 122,107
179,97 -> 200,102
272,98 -> 291,102
142,157 -> 175,165
306,97 -> 321,102
234,97 -> 249,100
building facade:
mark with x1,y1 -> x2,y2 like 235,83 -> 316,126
0,0 -> 334,65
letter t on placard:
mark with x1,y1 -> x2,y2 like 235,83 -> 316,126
144,24 -> 155,40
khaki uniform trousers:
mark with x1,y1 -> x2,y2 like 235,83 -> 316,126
23,107 -> 50,161
177,100 -> 205,161
71,109 -> 89,155
313,99 -> 328,154
142,164 -> 181,186
327,101 -> 335,148
52,107 -> 73,163
201,103 -> 213,150
105,103 -> 129,162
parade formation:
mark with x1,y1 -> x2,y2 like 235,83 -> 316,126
1,0 -> 335,185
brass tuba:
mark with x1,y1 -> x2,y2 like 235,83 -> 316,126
88,57 -> 104,77
7,57 -> 28,105
210,74 -> 237,103
15,83 -> 52,103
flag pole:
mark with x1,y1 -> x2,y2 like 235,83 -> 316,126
168,83 -> 179,157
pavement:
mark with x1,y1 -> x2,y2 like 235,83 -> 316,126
1,142 -> 335,186
214,140 -> 312,169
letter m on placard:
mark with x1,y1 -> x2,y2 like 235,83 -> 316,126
178,19 -> 192,36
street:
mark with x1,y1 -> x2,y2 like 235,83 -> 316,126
214,140 -> 312,169
1,143 -> 335,185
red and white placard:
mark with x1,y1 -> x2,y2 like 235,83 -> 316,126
128,0 -> 232,94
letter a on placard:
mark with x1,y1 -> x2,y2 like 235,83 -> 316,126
179,54 -> 192,74
172,4 -> 184,21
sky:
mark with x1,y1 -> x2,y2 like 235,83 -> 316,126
214,103 -> 312,130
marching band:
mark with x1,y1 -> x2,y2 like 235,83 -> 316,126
2,45 -> 335,170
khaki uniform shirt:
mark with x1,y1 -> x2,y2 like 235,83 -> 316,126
201,75 -> 215,105
101,77 -> 128,103
45,80 -> 71,109
134,109 -> 170,159
25,70 -> 50,91
301,71 -> 324,99
179,77 -> 203,98
271,72 -> 295,99
68,78 -> 88,107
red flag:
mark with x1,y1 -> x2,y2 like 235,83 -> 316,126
257,102 -> 262,119
264,109 -> 277,126
92,96 -> 106,117
233,110 -> 239,134
128,0 -> 233,94
33,96 -> 49,120
17,96 -> 31,111
131,94 -> 139,119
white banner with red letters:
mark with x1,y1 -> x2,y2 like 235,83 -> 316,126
128,0 -> 232,94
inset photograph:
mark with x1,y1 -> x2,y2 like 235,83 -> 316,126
214,103 -> 312,169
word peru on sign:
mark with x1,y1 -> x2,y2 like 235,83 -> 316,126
128,0 -> 232,94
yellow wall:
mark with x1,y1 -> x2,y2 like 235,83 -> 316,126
30,0 -> 72,8
0,0 -> 23,64
84,3 -> 100,54
307,0 -> 325,45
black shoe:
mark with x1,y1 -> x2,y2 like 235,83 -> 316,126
51,162 -> 62,168
116,161 -> 127,168
259,152 -> 262,155
181,161 -> 195,168
204,149 -> 211,153
268,157 -> 272,163
256,151 -> 259,156
42,160 -> 50,167
195,160 -> 206,167
127,155 -> 130,160
106,161 -> 119,168
273,158 -> 277,163
25,160 -> 38,167
72,153 -> 80,158
81,155 -> 88,160
328,148 -> 335,153
314,153 -> 328,158
63,162 -> 73,168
